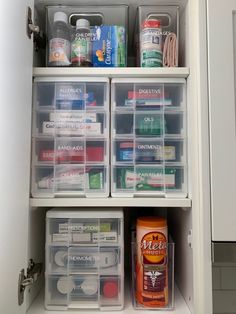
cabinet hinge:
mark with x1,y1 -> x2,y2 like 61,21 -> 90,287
187,229 -> 193,249
18,259 -> 43,306
26,6 -> 46,51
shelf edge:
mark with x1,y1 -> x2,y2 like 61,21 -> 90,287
33,67 -> 190,78
29,197 -> 192,208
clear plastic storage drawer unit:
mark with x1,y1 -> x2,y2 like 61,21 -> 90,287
31,77 -> 109,198
111,78 -> 187,197
45,208 -> 124,310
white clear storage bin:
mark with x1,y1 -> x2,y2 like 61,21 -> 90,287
31,78 -> 109,198
45,209 -> 124,310
137,5 -> 179,67
46,5 -> 128,67
111,78 -> 187,197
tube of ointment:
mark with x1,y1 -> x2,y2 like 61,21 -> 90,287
38,174 -> 53,189
37,169 -> 84,189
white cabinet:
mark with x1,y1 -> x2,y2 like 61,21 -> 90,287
207,0 -> 236,241
0,0 -> 213,314
0,0 -> 33,313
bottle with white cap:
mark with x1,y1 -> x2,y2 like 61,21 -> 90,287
48,11 -> 71,66
71,19 -> 92,67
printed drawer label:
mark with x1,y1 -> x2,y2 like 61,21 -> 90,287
117,167 -> 176,191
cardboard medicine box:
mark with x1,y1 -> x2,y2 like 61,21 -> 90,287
92,26 -> 126,67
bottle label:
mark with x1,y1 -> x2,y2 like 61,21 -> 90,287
141,231 -> 167,264
49,38 -> 70,65
141,231 -> 168,301
71,34 -> 91,64
143,266 -> 166,293
141,28 -> 162,50
141,27 -> 163,67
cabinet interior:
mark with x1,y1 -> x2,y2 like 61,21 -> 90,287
33,0 -> 189,67
27,206 -> 193,312
27,0 -> 195,312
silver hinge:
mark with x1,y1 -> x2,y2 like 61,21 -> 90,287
18,259 -> 43,306
26,6 -> 40,39
26,6 -> 46,51
187,229 -> 193,249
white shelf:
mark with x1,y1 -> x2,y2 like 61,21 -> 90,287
27,284 -> 191,314
30,197 -> 191,208
33,67 -> 190,78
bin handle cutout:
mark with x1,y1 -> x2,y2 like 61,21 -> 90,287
147,13 -> 172,28
69,13 -> 104,27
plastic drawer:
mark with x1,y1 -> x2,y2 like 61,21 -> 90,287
113,138 -> 185,164
112,81 -> 185,109
46,217 -> 123,246
32,165 -> 109,198
33,138 -> 108,165
33,111 -> 107,137
34,80 -> 109,109
113,111 -> 185,137
112,165 -> 187,197
46,246 -> 121,275
45,274 -> 99,310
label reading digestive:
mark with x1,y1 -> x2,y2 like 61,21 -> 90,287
49,38 -> 70,65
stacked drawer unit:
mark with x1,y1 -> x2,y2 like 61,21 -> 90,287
45,209 -> 124,310
31,77 -> 109,198
111,78 -> 187,197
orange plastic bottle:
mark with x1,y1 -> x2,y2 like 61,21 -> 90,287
136,217 -> 168,307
